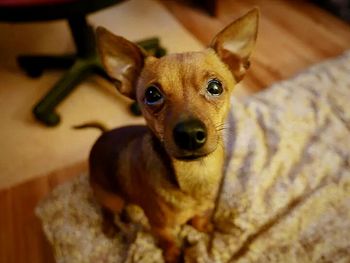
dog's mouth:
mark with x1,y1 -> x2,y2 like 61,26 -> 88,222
174,152 -> 209,161
170,140 -> 218,161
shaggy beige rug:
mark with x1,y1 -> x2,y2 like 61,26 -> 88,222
36,51 -> 350,262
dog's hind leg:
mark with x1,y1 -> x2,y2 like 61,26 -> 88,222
91,182 -> 126,237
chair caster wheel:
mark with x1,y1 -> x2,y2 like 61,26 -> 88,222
33,106 -> 60,126
25,68 -> 44,78
155,47 -> 167,58
130,102 -> 142,116
17,57 -> 44,78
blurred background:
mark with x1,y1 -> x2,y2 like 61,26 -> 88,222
0,0 -> 349,262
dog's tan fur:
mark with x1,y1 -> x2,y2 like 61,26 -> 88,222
91,9 -> 258,262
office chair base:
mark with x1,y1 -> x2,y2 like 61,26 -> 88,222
18,23 -> 166,127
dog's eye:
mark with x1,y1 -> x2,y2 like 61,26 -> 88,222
207,79 -> 223,96
144,85 -> 164,105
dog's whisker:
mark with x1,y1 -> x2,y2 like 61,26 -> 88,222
215,121 -> 229,127
216,127 -> 229,132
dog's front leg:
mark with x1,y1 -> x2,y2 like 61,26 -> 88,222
152,226 -> 181,263
190,209 -> 214,233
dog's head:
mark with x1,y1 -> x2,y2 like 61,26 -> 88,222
97,9 -> 258,160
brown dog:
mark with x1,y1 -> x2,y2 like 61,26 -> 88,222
90,9 -> 258,262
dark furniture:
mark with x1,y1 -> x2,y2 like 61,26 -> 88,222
312,0 -> 350,23
0,0 -> 165,126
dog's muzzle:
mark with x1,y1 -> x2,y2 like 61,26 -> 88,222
173,118 -> 207,151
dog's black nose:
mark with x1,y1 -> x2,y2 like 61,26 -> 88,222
173,119 -> 207,150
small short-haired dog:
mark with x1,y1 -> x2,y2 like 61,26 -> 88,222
90,9 -> 258,262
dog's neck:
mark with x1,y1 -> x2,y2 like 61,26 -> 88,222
150,133 -> 224,199
171,147 -> 224,199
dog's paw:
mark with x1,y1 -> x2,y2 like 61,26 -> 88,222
101,219 -> 118,238
190,214 -> 214,234
163,244 -> 181,263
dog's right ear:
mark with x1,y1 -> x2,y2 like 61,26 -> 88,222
96,27 -> 145,99
210,8 -> 259,82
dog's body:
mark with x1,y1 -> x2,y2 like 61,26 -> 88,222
90,9 -> 258,262
90,124 -> 223,229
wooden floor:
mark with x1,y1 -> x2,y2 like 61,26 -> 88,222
1,1 -> 350,262
166,0 -> 350,93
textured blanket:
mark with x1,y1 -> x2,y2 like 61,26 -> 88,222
36,51 -> 350,262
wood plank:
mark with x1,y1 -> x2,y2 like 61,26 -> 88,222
218,0 -> 350,92
0,189 -> 15,263
163,0 -> 350,93
0,161 -> 87,263
163,1 -> 224,45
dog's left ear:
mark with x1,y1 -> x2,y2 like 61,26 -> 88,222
211,8 -> 259,82
96,27 -> 145,99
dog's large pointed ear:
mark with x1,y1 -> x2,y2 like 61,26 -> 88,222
96,27 -> 145,99
211,8 -> 259,82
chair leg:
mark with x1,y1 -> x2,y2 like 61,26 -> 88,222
33,57 -> 98,126
68,15 -> 95,58
17,54 -> 76,77
136,38 -> 167,58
